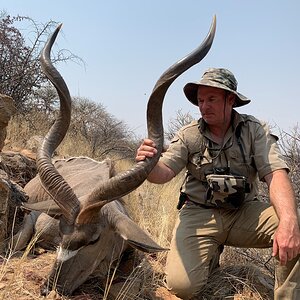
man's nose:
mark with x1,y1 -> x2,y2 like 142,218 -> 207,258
200,101 -> 209,110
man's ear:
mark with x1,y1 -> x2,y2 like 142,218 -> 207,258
229,93 -> 236,106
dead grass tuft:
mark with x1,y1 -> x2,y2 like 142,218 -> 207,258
202,264 -> 273,300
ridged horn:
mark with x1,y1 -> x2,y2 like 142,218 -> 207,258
37,24 -> 80,226
77,16 -> 217,223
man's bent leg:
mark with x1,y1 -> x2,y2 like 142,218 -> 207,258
165,204 -> 226,299
225,202 -> 300,300
273,208 -> 300,300
275,255 -> 300,300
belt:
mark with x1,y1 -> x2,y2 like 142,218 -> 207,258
177,192 -> 215,210
185,198 -> 215,209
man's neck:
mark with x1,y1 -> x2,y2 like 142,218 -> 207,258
206,110 -> 236,144
208,122 -> 231,145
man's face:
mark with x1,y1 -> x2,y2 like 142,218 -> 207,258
197,86 -> 235,127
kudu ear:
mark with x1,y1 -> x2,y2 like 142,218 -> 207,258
114,215 -> 168,253
22,200 -> 63,218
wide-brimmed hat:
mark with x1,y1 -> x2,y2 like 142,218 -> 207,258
183,68 -> 251,107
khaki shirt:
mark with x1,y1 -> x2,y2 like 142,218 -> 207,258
160,110 -> 288,205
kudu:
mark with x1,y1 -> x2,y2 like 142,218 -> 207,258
8,17 -> 216,296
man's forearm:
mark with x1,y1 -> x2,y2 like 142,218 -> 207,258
147,161 -> 176,184
265,169 -> 298,224
265,169 -> 300,263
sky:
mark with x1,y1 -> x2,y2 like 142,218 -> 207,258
2,1 -> 300,138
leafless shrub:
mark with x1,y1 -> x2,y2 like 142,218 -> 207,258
60,96 -> 139,160
165,109 -> 195,141
6,96 -> 139,161
277,125 -> 300,205
0,13 -> 84,117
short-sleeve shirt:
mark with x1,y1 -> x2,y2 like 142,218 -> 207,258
160,110 -> 288,205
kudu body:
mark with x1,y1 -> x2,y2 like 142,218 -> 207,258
8,17 -> 216,295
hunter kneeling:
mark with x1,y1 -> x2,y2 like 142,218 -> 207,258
136,68 -> 300,300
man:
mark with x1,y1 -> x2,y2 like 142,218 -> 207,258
136,68 -> 300,299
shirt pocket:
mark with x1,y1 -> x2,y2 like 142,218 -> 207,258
229,149 -> 257,182
187,148 -> 213,182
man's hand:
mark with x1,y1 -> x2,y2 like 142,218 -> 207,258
272,218 -> 300,265
135,138 -> 175,184
136,139 -> 157,162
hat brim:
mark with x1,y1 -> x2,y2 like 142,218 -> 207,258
183,81 -> 251,107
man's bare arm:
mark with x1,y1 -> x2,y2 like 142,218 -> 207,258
264,169 -> 300,265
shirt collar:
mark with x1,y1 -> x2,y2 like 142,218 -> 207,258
198,109 -> 245,135
198,109 -> 245,140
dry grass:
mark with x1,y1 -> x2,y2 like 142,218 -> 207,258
0,252 -> 53,300
202,264 -> 273,300
0,156 -> 276,300
0,240 -> 168,300
0,250 -> 274,300
0,118 -> 277,299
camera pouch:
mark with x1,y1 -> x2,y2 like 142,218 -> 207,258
205,174 -> 247,209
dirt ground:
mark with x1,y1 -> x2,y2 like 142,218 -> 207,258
0,247 -> 275,300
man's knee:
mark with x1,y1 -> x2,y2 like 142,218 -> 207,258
166,276 -> 202,299
165,267 -> 208,299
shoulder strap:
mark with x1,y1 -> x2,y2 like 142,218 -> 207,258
235,123 -> 246,163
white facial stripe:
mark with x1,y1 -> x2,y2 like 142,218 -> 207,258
57,246 -> 79,262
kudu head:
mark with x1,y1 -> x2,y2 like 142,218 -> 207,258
36,17 -> 216,295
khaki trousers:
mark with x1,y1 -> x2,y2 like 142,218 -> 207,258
165,201 -> 300,299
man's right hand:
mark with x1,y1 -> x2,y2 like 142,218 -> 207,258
135,138 -> 175,183
136,139 -> 158,162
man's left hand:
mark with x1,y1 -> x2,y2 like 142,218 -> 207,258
272,219 -> 300,265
